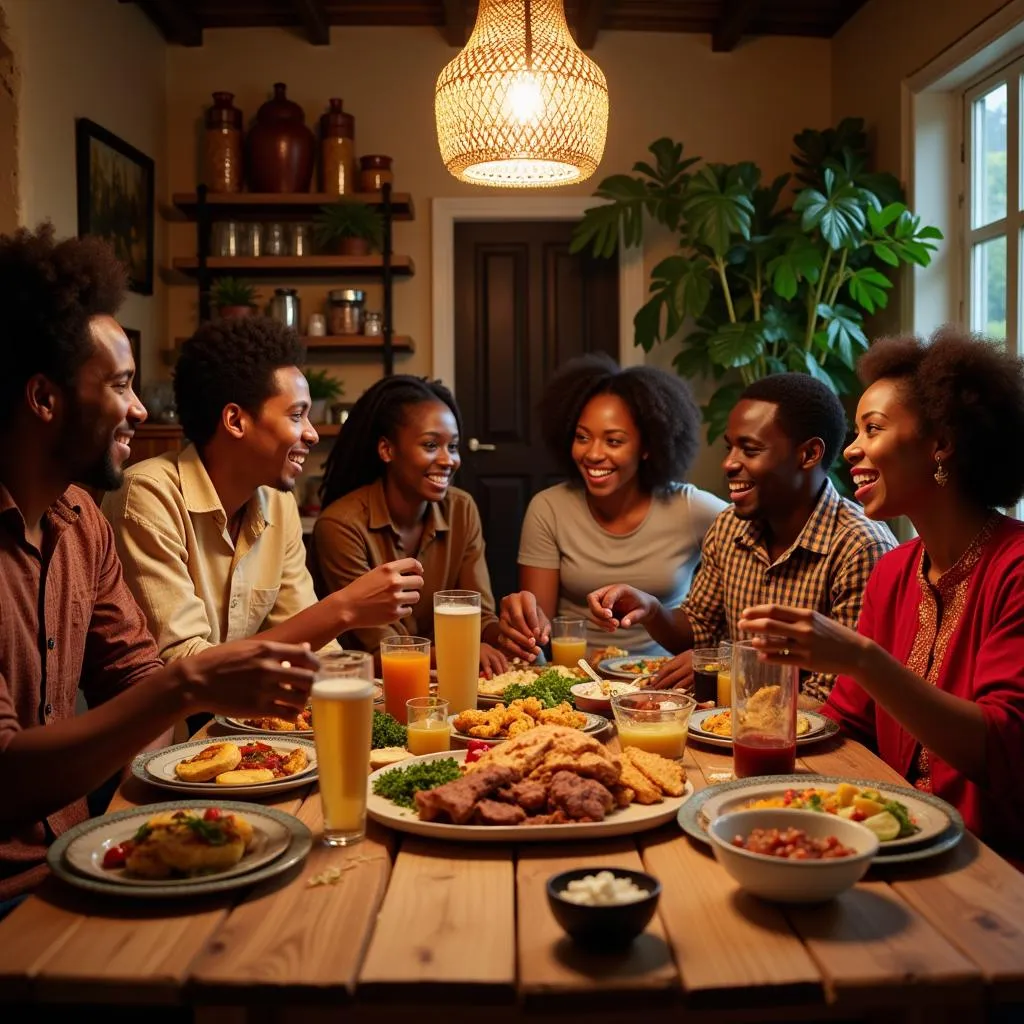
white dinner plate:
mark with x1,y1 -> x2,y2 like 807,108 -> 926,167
688,707 -> 839,749
49,800 -> 312,898
446,711 -> 610,746
677,774 -> 964,861
597,655 -> 671,681
367,750 -> 694,842
133,735 -> 317,798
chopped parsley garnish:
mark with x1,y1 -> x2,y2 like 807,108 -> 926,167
501,669 -> 577,709
372,710 -> 408,749
372,758 -> 462,809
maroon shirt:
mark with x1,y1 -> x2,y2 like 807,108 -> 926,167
0,484 -> 163,898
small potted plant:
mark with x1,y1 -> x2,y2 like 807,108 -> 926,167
313,199 -> 384,256
305,367 -> 344,423
210,277 -> 257,319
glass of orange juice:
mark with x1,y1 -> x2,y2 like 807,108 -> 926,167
434,590 -> 481,716
406,696 -> 451,756
550,616 -> 587,668
716,641 -> 733,708
380,636 -> 431,721
611,689 -> 697,760
311,651 -> 375,847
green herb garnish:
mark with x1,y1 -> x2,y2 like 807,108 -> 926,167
184,815 -> 231,845
501,668 -> 576,709
883,799 -> 918,837
372,758 -> 462,809
372,710 -> 408,749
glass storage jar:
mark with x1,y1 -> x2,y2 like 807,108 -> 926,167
328,289 -> 366,335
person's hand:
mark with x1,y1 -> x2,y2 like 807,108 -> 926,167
498,592 -> 551,661
586,584 -> 656,632
341,558 -> 424,628
649,650 -> 694,691
737,604 -> 872,678
179,639 -> 319,716
479,642 -> 508,678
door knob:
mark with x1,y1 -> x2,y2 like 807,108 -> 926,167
468,438 -> 497,452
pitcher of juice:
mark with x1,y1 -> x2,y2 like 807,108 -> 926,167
550,616 -> 586,667
380,636 -> 430,721
731,639 -> 798,778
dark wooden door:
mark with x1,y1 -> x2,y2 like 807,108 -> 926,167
453,219 -> 619,603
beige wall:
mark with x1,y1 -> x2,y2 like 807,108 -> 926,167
165,26 -> 831,490
3,0 -> 167,384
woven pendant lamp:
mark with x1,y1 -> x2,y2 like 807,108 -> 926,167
435,0 -> 609,188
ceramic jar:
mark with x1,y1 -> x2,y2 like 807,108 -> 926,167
204,92 -> 243,193
246,83 -> 315,193
359,154 -> 393,192
320,98 -> 356,195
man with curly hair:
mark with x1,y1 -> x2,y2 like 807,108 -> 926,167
0,225 -> 317,904
102,315 -> 423,666
588,373 -> 896,702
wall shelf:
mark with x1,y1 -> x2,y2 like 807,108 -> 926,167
173,334 -> 415,355
171,255 -> 414,278
169,191 -> 415,221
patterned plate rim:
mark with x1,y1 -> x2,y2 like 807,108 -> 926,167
686,709 -> 839,749
46,799 -> 313,899
676,773 -> 966,862
447,711 -> 610,742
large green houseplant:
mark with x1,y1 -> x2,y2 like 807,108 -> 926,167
570,118 -> 944,442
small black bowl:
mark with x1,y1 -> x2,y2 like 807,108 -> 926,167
546,867 -> 661,950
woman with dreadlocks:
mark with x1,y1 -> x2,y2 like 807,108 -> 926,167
313,375 -> 507,675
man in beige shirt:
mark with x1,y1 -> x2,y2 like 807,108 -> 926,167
102,317 -> 423,661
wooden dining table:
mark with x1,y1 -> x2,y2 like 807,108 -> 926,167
1,728 -> 1023,1023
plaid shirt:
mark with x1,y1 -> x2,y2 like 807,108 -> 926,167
680,482 -> 896,701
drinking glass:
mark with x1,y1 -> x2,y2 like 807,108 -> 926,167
380,636 -> 431,721
434,590 -> 481,716
610,690 -> 697,760
550,616 -> 586,668
731,639 -> 799,779
716,641 -> 733,708
691,647 -> 722,705
406,696 -> 451,756
311,650 -> 375,846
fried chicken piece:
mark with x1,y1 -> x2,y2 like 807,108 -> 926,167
453,706 -> 506,739
609,783 -> 635,808
508,696 -> 545,719
522,810 -> 570,826
469,725 -> 563,777
547,770 -> 615,822
618,757 -> 663,805
506,715 -> 536,738
537,702 -> 588,729
414,765 -> 519,823
472,799 -> 526,826
505,778 -> 549,814
622,746 -> 687,797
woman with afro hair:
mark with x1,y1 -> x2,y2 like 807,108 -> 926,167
314,375 -> 507,675
499,354 -> 726,660
740,326 -> 1024,856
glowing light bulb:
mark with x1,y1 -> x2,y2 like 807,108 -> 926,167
507,74 -> 545,123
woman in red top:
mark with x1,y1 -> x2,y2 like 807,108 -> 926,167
739,327 -> 1024,855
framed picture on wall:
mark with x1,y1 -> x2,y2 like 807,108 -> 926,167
123,327 -> 142,385
75,118 -> 155,295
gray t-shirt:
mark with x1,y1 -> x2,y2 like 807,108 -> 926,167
518,482 -> 727,655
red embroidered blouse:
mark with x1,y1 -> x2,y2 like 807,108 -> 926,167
821,515 -> 1024,856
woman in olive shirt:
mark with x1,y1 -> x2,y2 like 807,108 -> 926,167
314,376 -> 507,674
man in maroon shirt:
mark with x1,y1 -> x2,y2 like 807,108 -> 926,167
0,224 -> 319,900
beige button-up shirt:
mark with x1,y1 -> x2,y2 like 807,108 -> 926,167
102,445 -> 337,661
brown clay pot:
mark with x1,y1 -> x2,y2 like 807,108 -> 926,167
218,305 -> 253,319
246,83 -> 315,193
338,236 -> 371,256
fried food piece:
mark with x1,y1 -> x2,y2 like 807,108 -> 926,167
125,809 -> 253,877
242,716 -> 297,731
470,726 -> 562,777
453,707 -> 505,738
279,747 -> 309,776
414,765 -> 520,823
505,714 -> 536,738
622,746 -> 687,797
472,799 -> 527,826
547,771 -> 615,822
215,769 -> 275,785
609,783 -> 635,808
175,742 -> 241,782
536,702 -> 587,729
508,696 -> 545,719
618,757 -> 663,804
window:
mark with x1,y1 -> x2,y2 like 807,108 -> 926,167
964,58 -> 1022,349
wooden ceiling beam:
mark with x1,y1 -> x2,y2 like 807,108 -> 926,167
576,0 -> 610,50
440,0 -> 468,47
290,0 -> 330,45
134,0 -> 203,47
711,0 -> 762,53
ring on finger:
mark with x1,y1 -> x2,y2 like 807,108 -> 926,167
780,647 -> 791,657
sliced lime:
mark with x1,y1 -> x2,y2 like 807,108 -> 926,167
861,810 -> 901,842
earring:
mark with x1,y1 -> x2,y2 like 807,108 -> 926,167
934,457 -> 949,487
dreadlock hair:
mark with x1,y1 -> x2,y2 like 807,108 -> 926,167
0,222 -> 127,430
320,375 -> 462,509
539,353 -> 701,496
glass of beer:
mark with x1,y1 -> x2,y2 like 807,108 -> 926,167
311,651 -> 375,847
406,696 -> 451,756
691,648 -> 721,704
380,636 -> 431,721
731,639 -> 798,779
434,590 -> 481,716
716,641 -> 733,708
550,616 -> 587,667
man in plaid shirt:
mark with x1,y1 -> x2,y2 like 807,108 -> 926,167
588,373 -> 895,703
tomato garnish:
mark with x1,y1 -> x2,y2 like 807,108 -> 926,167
203,807 -> 222,822
102,841 -> 132,869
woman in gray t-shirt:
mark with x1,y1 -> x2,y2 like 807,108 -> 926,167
499,355 -> 726,659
